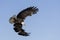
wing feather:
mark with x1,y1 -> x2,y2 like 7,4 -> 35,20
17,6 -> 38,19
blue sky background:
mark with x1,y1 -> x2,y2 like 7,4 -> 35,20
0,0 -> 60,40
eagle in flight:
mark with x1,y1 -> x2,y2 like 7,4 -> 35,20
9,6 -> 38,36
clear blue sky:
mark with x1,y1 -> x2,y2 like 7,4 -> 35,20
0,0 -> 60,40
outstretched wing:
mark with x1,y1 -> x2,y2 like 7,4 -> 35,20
17,6 -> 38,19
13,23 -> 29,36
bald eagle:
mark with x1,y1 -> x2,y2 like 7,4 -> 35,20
9,6 -> 38,36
